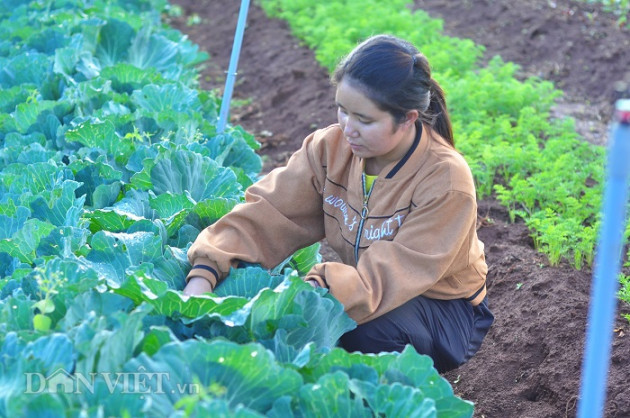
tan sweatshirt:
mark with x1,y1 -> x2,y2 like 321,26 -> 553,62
187,123 -> 487,325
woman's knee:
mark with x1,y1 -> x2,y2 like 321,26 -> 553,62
338,296 -> 483,373
339,304 -> 432,355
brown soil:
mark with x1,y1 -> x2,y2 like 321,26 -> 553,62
167,1 -> 630,417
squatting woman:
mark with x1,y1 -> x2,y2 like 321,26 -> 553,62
183,34 -> 494,373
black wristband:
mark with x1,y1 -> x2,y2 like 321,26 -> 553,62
192,265 -> 219,282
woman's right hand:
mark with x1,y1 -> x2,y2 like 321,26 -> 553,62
183,276 -> 214,296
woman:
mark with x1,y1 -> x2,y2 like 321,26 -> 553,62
184,34 -> 493,373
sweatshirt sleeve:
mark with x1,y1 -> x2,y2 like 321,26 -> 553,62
305,189 -> 480,325
186,129 -> 328,286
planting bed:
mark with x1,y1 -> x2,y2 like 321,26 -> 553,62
169,0 -> 630,416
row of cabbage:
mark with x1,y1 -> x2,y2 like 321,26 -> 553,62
258,0 -> 630,311
0,0 -> 473,416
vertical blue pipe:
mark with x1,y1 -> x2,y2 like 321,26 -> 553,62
578,99 -> 630,418
217,0 -> 251,134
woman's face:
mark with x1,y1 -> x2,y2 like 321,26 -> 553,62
335,79 -> 418,174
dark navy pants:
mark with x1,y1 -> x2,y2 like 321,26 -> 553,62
340,295 -> 494,373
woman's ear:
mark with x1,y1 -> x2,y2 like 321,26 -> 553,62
405,110 -> 420,127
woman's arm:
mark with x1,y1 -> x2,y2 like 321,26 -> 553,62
185,128 -> 332,293
183,276 -> 213,295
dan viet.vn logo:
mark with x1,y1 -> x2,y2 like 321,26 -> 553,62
24,367 -> 200,396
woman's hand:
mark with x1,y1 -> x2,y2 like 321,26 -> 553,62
183,276 -> 213,296
306,279 -> 321,288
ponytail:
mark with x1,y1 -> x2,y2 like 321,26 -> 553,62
426,78 -> 454,147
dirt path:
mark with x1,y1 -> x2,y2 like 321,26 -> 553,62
167,1 -> 630,416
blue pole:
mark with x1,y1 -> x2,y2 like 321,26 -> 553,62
217,0 -> 251,134
578,99 -> 630,418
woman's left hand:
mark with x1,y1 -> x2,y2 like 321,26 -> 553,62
306,279 -> 321,288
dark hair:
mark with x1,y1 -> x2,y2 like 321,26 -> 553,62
332,34 -> 454,146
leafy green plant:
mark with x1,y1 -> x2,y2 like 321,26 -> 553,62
619,272 -> 630,302
582,0 -> 630,27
